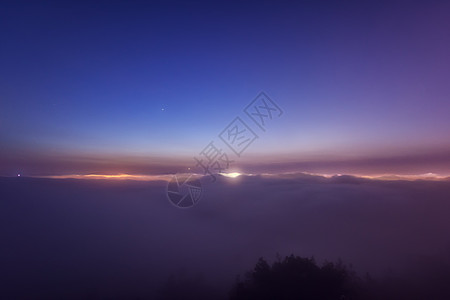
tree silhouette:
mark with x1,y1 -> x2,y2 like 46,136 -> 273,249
230,255 -> 362,300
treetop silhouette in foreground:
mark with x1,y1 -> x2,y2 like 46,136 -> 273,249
230,255 -> 361,300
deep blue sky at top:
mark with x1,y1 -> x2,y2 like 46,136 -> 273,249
1,0 -> 450,175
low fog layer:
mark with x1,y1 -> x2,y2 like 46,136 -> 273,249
1,174 -> 450,299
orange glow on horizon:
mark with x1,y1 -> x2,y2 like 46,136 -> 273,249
32,171 -> 450,182
39,173 -> 173,181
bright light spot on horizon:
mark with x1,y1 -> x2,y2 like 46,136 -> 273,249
23,171 -> 450,182
221,172 -> 241,178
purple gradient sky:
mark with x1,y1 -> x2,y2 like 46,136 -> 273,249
1,1 -> 449,177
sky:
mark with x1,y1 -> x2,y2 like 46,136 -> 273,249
1,0 -> 450,177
